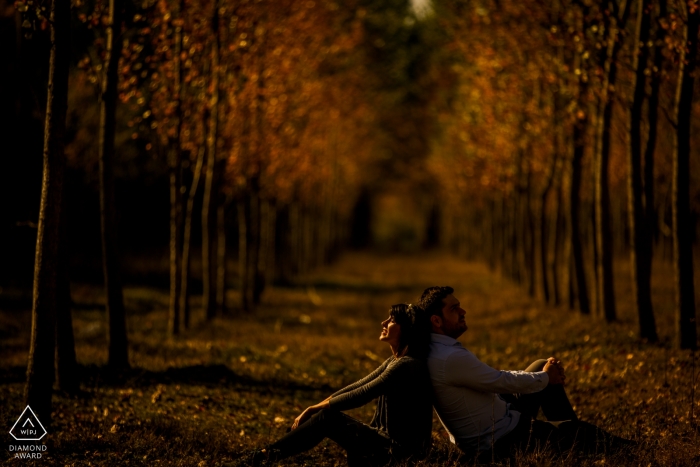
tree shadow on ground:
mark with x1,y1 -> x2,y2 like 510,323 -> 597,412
1,363 -> 334,396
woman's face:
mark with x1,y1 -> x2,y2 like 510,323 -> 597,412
379,315 -> 401,348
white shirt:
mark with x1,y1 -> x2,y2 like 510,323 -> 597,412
428,333 -> 549,452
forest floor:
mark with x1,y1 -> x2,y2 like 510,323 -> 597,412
1,252 -> 699,466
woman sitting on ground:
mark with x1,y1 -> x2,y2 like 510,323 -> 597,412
250,304 -> 433,466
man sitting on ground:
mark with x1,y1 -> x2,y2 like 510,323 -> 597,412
418,286 -> 631,460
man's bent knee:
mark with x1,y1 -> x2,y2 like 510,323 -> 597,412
524,359 -> 548,372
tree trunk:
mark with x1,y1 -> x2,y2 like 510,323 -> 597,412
525,167 -> 536,297
593,1 -> 629,322
238,197 -> 250,312
540,151 -> 557,303
627,0 -> 657,341
571,106 -> 590,314
202,2 -> 220,320
672,0 -> 698,350
98,0 -> 129,367
168,0 -> 185,336
202,140 -> 216,320
55,194 -> 78,394
179,147 -> 204,329
249,190 -> 263,307
645,0 -> 665,248
215,194 -> 227,315
262,200 -> 277,286
552,172 -> 567,307
26,0 -> 70,426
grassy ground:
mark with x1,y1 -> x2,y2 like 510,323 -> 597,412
1,252 -> 699,466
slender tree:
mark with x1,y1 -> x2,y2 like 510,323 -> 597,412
672,0 -> 698,350
570,61 -> 591,314
645,0 -> 666,247
55,196 -> 78,393
168,0 -> 185,336
593,0 -> 630,322
180,147 -> 204,329
98,0 -> 129,367
202,0 -> 220,320
627,0 -> 657,341
25,0 -> 71,426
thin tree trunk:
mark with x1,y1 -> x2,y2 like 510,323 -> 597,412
238,197 -> 249,312
55,193 -> 78,394
593,0 -> 629,322
215,194 -> 227,314
202,2 -> 220,320
264,201 -> 277,285
540,151 -> 557,303
249,189 -> 262,307
98,0 -> 128,367
202,141 -> 216,320
672,0 -> 698,350
26,0 -> 70,426
525,166 -> 536,297
179,147 -> 204,329
628,0 -> 657,341
552,172 -> 566,306
487,198 -> 496,270
571,104 -> 590,314
290,202 -> 301,276
168,0 -> 185,336
168,156 -> 183,335
645,0 -> 665,248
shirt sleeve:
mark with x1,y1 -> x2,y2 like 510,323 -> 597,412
444,349 -> 549,394
329,358 -> 410,411
330,357 -> 392,398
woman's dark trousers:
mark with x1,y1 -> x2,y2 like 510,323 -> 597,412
266,409 -> 393,466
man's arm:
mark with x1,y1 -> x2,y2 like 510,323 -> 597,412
444,349 -> 549,394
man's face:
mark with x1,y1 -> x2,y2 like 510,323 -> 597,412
434,294 -> 467,338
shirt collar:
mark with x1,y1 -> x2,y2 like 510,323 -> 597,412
430,333 -> 462,347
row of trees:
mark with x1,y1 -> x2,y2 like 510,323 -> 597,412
428,0 -> 698,349
20,0 -> 437,425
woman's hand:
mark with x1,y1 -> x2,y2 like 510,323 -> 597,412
291,407 -> 316,430
291,400 -> 330,430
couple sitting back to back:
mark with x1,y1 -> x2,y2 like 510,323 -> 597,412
248,286 -> 631,466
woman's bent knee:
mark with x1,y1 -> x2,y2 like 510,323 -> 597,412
314,408 -> 342,423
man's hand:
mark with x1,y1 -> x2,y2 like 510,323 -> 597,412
543,357 -> 566,385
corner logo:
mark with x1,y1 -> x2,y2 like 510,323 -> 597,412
9,406 -> 47,441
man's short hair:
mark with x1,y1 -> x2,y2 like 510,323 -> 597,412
418,286 -> 454,318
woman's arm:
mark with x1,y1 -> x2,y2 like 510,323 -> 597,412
329,357 -> 413,412
290,399 -> 330,430
290,357 -> 392,430
329,357 -> 392,398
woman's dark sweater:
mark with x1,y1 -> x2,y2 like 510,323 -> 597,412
329,356 -> 433,459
